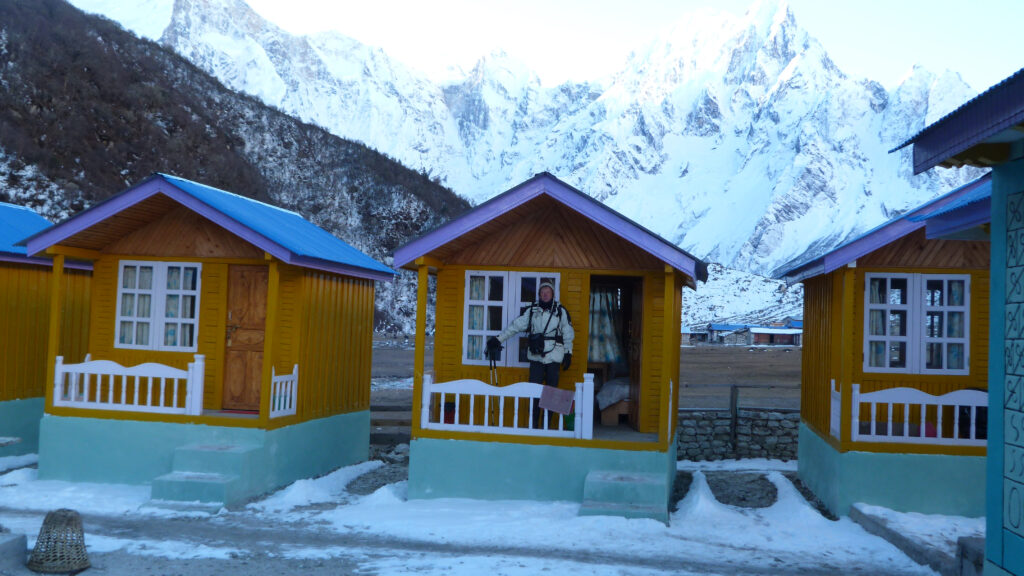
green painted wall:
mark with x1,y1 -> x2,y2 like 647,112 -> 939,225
408,437 -> 675,502
799,423 -> 985,517
0,398 -> 44,457
37,411 -> 369,501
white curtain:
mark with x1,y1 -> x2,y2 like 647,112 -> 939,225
588,289 -> 624,364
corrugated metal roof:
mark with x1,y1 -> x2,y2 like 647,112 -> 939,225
0,202 -> 50,255
907,176 -> 991,221
709,323 -> 752,331
158,174 -> 394,277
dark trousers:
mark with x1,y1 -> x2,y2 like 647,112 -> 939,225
528,361 -> 559,428
528,361 -> 560,387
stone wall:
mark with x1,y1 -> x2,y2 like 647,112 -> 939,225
677,409 -> 799,461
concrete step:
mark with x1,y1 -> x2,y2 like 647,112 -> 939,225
371,411 -> 412,427
370,425 -> 410,446
151,471 -> 243,505
579,470 -> 670,524
171,443 -> 262,477
849,503 -> 961,576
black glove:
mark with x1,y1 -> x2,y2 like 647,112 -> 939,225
561,353 -> 572,371
486,336 -> 503,360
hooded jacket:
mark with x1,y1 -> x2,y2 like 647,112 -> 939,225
496,300 -> 574,364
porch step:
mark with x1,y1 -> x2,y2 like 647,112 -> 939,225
579,470 -> 670,524
151,471 -> 243,505
171,443 -> 262,476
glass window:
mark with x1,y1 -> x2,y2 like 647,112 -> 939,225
115,261 -> 202,351
863,273 -> 969,375
462,270 -> 561,367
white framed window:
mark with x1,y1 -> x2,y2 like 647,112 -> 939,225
116,261 -> 202,351
462,270 -> 560,367
863,273 -> 969,375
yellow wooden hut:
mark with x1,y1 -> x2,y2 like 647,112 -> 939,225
0,202 -> 91,457
780,174 -> 991,517
21,174 -> 393,507
393,173 -> 707,522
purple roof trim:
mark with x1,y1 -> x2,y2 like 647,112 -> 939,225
779,174 -> 991,281
394,173 -> 708,282
890,67 -> 1024,174
924,197 -> 991,239
23,175 -> 390,280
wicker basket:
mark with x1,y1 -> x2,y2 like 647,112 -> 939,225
27,508 -> 90,574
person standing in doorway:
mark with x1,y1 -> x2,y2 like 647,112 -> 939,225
487,281 -> 574,387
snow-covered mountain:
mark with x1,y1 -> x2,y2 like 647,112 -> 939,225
68,0 -> 982,283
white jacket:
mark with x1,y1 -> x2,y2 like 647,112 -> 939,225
497,302 -> 574,364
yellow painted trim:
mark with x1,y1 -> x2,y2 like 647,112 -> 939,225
414,256 -> 444,270
44,255 -> 65,411
412,265 -> 429,432
259,259 -> 280,427
839,267 -> 855,447
660,266 -> 674,445
45,406 -> 264,428
100,254 -> 268,266
46,246 -> 101,260
846,441 -> 986,457
413,428 -> 668,452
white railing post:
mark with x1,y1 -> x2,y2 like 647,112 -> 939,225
53,356 -> 65,404
186,354 -> 206,416
851,383 -> 861,442
581,373 -> 594,440
421,374 -> 433,427
829,379 -> 840,439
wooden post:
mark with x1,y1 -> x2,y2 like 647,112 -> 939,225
660,266 -> 675,448
44,254 -> 65,412
259,257 -> 280,427
839,266 -> 856,447
412,261 -> 429,434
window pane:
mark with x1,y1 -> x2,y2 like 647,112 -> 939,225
868,341 -> 886,367
488,276 -> 503,301
487,305 -> 503,330
183,267 -> 198,291
520,277 -> 536,303
181,324 -> 195,348
947,343 -> 965,370
136,322 -> 150,346
120,293 -> 135,317
925,312 -> 944,338
949,280 -> 965,306
926,279 -> 944,306
467,335 -> 483,360
138,266 -> 153,290
164,323 -> 178,347
137,294 -> 151,318
119,321 -> 134,344
166,266 -> 181,290
122,266 -> 137,289
947,311 -> 965,338
888,342 -> 906,368
869,310 -> 886,335
181,295 -> 196,319
869,278 -> 886,304
165,295 -> 180,319
926,342 -> 944,369
889,311 -> 906,336
889,278 -> 907,305
469,276 -> 485,300
467,305 -> 484,330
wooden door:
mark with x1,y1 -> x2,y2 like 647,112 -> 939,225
222,265 -> 268,411
628,278 -> 643,427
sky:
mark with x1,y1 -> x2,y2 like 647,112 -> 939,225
244,0 -> 1023,92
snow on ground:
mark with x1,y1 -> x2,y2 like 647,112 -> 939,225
0,457 -> 951,574
856,503 -> 985,560
371,376 -> 414,390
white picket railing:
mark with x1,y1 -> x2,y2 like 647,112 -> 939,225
829,379 -> 841,439
53,354 -> 206,416
850,384 -> 987,446
270,364 -> 299,418
421,374 -> 595,439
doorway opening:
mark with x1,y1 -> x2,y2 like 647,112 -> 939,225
588,275 -> 642,435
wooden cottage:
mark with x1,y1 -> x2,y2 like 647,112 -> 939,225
780,174 -> 991,517
21,174 -> 393,507
393,173 -> 707,522
0,202 -> 90,457
894,67 -> 1024,576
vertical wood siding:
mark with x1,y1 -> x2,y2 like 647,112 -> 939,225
0,263 -> 90,401
296,271 -> 374,420
800,273 -> 837,438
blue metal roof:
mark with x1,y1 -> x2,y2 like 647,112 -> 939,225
158,174 -> 395,277
709,323 -> 751,332
908,177 -> 991,221
0,202 -> 51,256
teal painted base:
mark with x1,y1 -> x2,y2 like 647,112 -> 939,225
985,560 -> 1016,576
38,411 -> 369,505
798,423 -> 985,517
408,437 -> 675,506
0,398 -> 44,457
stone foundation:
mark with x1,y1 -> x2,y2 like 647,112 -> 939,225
676,409 -> 799,461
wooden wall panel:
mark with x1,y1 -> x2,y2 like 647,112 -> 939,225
859,228 -> 989,269
0,263 -> 89,401
637,272 -> 665,434
102,206 -> 262,259
800,273 -> 837,437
